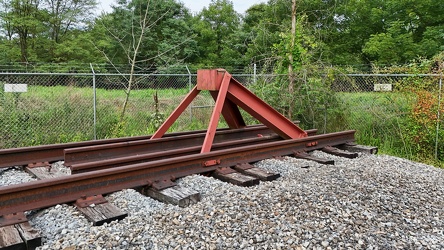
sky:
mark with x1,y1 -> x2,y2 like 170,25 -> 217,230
97,0 -> 266,14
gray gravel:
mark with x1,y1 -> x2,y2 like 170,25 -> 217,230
1,152 -> 443,249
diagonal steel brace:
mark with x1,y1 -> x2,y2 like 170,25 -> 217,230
151,69 -> 307,153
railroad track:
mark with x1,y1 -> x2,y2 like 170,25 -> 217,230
0,127 -> 373,249
0,128 -> 361,220
0,69 -> 377,249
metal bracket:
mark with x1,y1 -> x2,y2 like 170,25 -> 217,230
151,179 -> 177,191
75,194 -> 108,208
27,161 -> 50,168
204,159 -> 220,167
0,212 -> 27,227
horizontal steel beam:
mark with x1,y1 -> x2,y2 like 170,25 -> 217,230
0,130 -> 355,217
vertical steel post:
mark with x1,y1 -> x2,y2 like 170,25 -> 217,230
253,63 -> 257,84
90,63 -> 97,140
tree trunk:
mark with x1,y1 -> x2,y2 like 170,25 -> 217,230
288,0 -> 297,119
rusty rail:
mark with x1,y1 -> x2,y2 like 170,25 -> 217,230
64,124 -> 291,166
70,129 -> 318,174
0,130 -> 355,218
0,124 -> 277,168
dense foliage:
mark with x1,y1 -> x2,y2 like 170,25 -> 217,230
0,0 -> 442,69
0,0 -> 443,166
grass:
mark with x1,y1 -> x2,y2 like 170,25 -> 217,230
337,91 -> 443,167
0,85 -> 215,148
1,84 -> 442,167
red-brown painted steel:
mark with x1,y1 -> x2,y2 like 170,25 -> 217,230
151,86 -> 201,139
69,129 -> 318,173
210,91 -> 246,129
64,124 -> 286,166
196,69 -> 225,90
201,72 -> 232,153
225,77 -> 307,139
151,68 -> 307,146
0,127 -> 238,169
0,130 -> 355,218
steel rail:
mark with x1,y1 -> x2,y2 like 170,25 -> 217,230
0,130 -> 355,217
70,129 -> 318,174
64,125 -> 284,166
0,124 -> 273,168
0,130 -> 208,168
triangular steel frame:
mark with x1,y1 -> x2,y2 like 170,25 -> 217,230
151,69 -> 307,153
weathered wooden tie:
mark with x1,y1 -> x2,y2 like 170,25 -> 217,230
293,150 -> 335,165
26,164 -> 127,227
338,142 -> 378,154
234,163 -> 280,181
0,222 -> 41,250
25,164 -> 67,179
143,185 -> 201,207
322,146 -> 359,158
74,195 -> 127,226
213,167 -> 260,187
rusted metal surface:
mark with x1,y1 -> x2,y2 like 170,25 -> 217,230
64,125 -> 278,166
0,130 -> 355,218
151,69 -> 307,151
69,134 -> 280,173
65,125 -> 311,167
0,213 -> 27,227
151,86 -> 201,139
75,195 -> 108,208
0,127 -> 236,169
69,129 -> 318,174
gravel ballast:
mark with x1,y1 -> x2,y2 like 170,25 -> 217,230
1,152 -> 443,249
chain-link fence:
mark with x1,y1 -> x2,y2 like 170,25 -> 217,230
0,70 -> 442,162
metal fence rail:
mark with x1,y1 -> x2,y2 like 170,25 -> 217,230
0,71 -> 442,161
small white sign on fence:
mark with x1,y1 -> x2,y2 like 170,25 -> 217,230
4,84 -> 28,93
373,84 -> 392,92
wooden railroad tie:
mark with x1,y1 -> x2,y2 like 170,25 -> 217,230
142,184 -> 201,208
213,165 -> 280,186
0,222 -> 41,250
26,164 -> 128,227
338,142 -> 378,155
234,163 -> 280,181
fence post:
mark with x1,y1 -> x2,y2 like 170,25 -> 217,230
435,73 -> 443,160
90,63 -> 97,140
253,63 -> 257,84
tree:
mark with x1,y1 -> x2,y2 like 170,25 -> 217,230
43,0 -> 96,43
1,0 -> 44,62
363,21 -> 419,65
191,0 -> 243,68
94,0 -> 196,122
